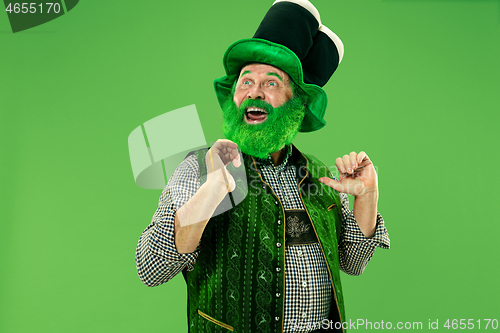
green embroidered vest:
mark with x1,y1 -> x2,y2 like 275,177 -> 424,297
183,145 -> 346,333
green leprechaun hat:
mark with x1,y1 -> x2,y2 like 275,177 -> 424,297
214,0 -> 344,132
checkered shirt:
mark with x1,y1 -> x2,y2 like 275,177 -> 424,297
136,146 -> 390,333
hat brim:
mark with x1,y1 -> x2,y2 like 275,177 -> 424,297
214,38 -> 327,132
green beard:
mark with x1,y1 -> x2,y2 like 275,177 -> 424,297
222,96 -> 305,159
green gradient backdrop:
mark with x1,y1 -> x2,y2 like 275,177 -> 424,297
1,1 -> 499,332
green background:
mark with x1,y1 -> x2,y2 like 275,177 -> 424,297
1,0 -> 499,332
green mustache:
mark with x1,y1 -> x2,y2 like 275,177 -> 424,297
239,99 -> 275,116
222,96 -> 306,159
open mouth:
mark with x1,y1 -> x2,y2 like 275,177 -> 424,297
244,107 -> 268,124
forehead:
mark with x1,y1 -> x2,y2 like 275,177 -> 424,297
238,63 -> 289,81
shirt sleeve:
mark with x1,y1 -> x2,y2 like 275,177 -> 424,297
135,154 -> 201,287
338,192 -> 390,276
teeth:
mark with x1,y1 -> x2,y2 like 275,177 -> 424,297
246,107 -> 267,113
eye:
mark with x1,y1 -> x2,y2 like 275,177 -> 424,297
268,81 -> 277,87
243,80 -> 251,85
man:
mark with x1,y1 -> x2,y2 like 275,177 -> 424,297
136,1 -> 389,332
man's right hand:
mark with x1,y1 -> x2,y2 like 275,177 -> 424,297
205,139 -> 241,192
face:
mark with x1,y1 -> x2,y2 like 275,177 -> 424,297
222,64 -> 306,159
233,64 -> 293,125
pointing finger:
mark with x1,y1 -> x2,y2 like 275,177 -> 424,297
319,177 -> 343,192
230,147 -> 241,168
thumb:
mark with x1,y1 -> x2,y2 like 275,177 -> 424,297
232,151 -> 242,168
318,177 -> 344,193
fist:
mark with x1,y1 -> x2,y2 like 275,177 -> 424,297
319,151 -> 378,198
205,139 -> 241,192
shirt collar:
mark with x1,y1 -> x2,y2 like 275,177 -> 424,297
245,144 -> 309,178
255,144 -> 293,171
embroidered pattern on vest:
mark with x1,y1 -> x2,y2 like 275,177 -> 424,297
184,147 -> 346,333
284,209 -> 318,245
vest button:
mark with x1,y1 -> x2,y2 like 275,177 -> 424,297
275,316 -> 280,321
276,267 -> 281,273
277,219 -> 282,225
274,201 -> 278,205
276,242 -> 281,248
276,292 -> 281,298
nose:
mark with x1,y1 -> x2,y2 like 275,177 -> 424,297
246,84 -> 264,100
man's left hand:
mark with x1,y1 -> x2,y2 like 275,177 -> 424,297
319,151 -> 378,198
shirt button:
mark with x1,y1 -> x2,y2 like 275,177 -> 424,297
275,316 -> 280,322
277,219 -> 282,225
302,281 -> 307,287
284,196 -> 289,202
276,267 -> 281,273
302,313 -> 307,318
276,242 -> 281,248
297,250 -> 303,256
276,293 -> 281,298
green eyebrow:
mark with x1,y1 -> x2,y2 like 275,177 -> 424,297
267,72 -> 283,81
240,70 -> 252,78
